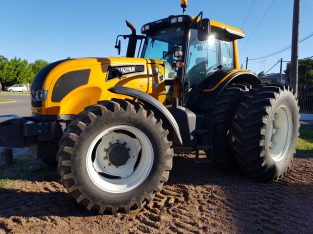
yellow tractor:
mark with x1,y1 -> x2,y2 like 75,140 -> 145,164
0,3 -> 299,214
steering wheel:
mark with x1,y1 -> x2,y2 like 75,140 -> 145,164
160,46 -> 181,60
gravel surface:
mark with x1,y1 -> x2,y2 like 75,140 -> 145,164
0,153 -> 312,234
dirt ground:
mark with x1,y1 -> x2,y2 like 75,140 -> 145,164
0,153 -> 313,234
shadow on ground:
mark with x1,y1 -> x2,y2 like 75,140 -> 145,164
0,152 -> 312,234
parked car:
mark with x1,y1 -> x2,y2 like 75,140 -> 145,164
6,84 -> 27,92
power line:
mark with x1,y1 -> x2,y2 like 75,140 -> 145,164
249,31 -> 313,61
241,0 -> 258,30
241,0 -> 276,50
265,60 -> 279,74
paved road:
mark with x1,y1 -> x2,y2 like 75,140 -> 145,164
0,94 -> 31,117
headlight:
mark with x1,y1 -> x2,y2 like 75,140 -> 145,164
171,16 -> 185,24
178,16 -> 184,23
141,24 -> 150,33
170,17 -> 178,24
32,90 -> 48,102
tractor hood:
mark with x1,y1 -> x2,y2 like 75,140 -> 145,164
32,57 -> 162,91
31,57 -> 166,116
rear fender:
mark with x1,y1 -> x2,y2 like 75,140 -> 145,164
189,69 -> 261,113
217,71 -> 261,96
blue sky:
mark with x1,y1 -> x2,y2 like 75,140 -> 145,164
0,0 -> 312,74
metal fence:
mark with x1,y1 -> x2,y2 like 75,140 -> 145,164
299,96 -> 313,114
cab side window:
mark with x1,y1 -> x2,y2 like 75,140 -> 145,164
220,40 -> 234,69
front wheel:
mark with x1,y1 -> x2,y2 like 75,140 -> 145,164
57,100 -> 173,214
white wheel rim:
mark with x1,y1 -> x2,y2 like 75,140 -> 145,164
268,105 -> 293,162
86,125 -> 154,194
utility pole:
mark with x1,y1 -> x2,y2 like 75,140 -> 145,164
279,58 -> 283,84
290,0 -> 300,96
245,57 -> 249,69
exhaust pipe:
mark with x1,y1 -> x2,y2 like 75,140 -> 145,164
125,20 -> 137,57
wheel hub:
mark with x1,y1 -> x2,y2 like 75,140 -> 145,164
92,131 -> 142,179
107,143 -> 130,167
268,105 -> 293,162
86,125 -> 154,194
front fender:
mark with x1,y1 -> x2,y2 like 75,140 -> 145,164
109,86 -> 183,145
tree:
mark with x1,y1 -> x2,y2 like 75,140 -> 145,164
0,56 -> 49,87
0,58 -> 17,86
0,55 -> 8,90
285,58 -> 313,96
31,59 -> 49,75
15,58 -> 34,84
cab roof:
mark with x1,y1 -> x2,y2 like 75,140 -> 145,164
142,15 -> 245,40
210,20 -> 245,39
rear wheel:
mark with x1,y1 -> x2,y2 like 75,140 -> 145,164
57,100 -> 173,214
208,84 -> 250,170
232,84 -> 300,180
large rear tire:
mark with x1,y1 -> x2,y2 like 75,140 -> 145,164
232,84 -> 300,181
208,84 -> 250,170
57,100 -> 173,214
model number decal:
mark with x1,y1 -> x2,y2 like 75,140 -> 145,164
117,66 -> 136,74
107,65 -> 145,80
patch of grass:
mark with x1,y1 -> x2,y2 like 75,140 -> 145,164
0,99 -> 13,103
0,91 -> 30,95
0,179 -> 14,188
297,125 -> 313,152
0,157 -> 55,188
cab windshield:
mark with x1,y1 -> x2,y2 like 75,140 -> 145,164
141,26 -> 185,64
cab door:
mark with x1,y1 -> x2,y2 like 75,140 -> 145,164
185,29 -> 219,90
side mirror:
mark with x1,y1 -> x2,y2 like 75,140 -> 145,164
198,18 -> 210,41
115,40 -> 121,55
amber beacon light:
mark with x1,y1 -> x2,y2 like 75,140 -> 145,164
181,0 -> 188,12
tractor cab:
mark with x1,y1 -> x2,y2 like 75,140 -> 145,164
117,13 -> 246,107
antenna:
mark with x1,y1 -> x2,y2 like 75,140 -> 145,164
181,0 -> 188,14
